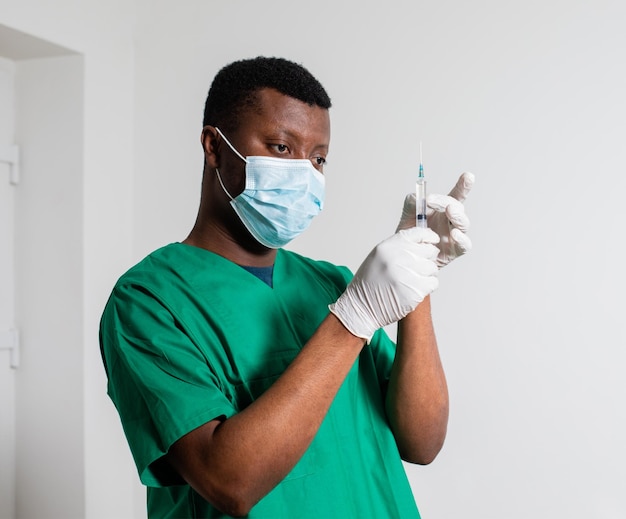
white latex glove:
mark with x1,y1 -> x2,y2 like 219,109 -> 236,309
396,172 -> 475,268
329,227 -> 440,342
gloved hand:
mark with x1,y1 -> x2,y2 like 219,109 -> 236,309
396,172 -> 475,268
329,227 -> 440,342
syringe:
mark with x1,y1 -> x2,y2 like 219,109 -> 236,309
416,141 -> 427,228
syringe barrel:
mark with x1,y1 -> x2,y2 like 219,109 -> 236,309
416,179 -> 427,228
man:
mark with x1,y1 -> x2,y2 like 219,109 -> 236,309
100,56 -> 474,518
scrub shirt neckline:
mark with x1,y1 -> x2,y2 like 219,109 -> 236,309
174,242 -> 285,290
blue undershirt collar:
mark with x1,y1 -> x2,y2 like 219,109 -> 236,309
239,264 -> 274,287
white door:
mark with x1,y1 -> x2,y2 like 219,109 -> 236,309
0,55 -> 17,519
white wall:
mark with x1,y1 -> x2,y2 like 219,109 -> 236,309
13,52 -> 85,519
0,0 -> 624,518
132,1 -> 626,518
0,5 -> 137,519
0,55 -> 17,519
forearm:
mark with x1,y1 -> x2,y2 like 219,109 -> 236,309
168,313 -> 365,516
386,296 -> 449,464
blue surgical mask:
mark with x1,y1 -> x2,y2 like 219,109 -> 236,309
214,127 -> 326,249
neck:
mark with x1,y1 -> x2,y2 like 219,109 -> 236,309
185,166 -> 277,266
183,222 -> 277,267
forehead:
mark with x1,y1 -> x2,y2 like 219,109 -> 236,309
239,88 -> 330,144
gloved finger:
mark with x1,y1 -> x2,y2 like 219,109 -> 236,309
402,192 -> 417,209
426,193 -> 452,212
431,196 -> 470,231
398,226 -> 440,245
398,255 -> 439,277
408,242 -> 440,262
426,194 -> 470,231
447,172 -> 475,202
449,227 -> 472,253
445,200 -> 470,231
396,193 -> 417,232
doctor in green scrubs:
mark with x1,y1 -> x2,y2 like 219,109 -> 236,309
100,56 -> 474,519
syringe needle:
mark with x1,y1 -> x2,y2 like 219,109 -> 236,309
419,141 -> 423,176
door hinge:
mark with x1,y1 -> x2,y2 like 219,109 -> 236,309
0,328 -> 20,369
0,144 -> 20,185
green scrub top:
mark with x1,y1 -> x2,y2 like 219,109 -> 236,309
100,243 -> 421,519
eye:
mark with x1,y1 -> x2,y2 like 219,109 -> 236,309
271,143 -> 290,154
313,156 -> 327,167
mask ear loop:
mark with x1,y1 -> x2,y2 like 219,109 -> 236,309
215,127 -> 247,163
214,127 -> 247,201
215,168 -> 235,201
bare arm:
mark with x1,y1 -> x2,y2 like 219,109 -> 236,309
165,313 -> 365,517
381,172 -> 473,462
385,295 -> 449,464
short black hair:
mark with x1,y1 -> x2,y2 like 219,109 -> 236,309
202,56 -> 331,131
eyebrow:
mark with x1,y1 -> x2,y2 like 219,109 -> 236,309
270,128 -> 329,151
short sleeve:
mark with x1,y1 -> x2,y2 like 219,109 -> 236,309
100,282 -> 236,487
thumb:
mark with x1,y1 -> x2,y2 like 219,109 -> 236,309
448,172 -> 475,202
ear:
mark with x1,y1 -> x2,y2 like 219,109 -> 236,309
201,125 -> 220,169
